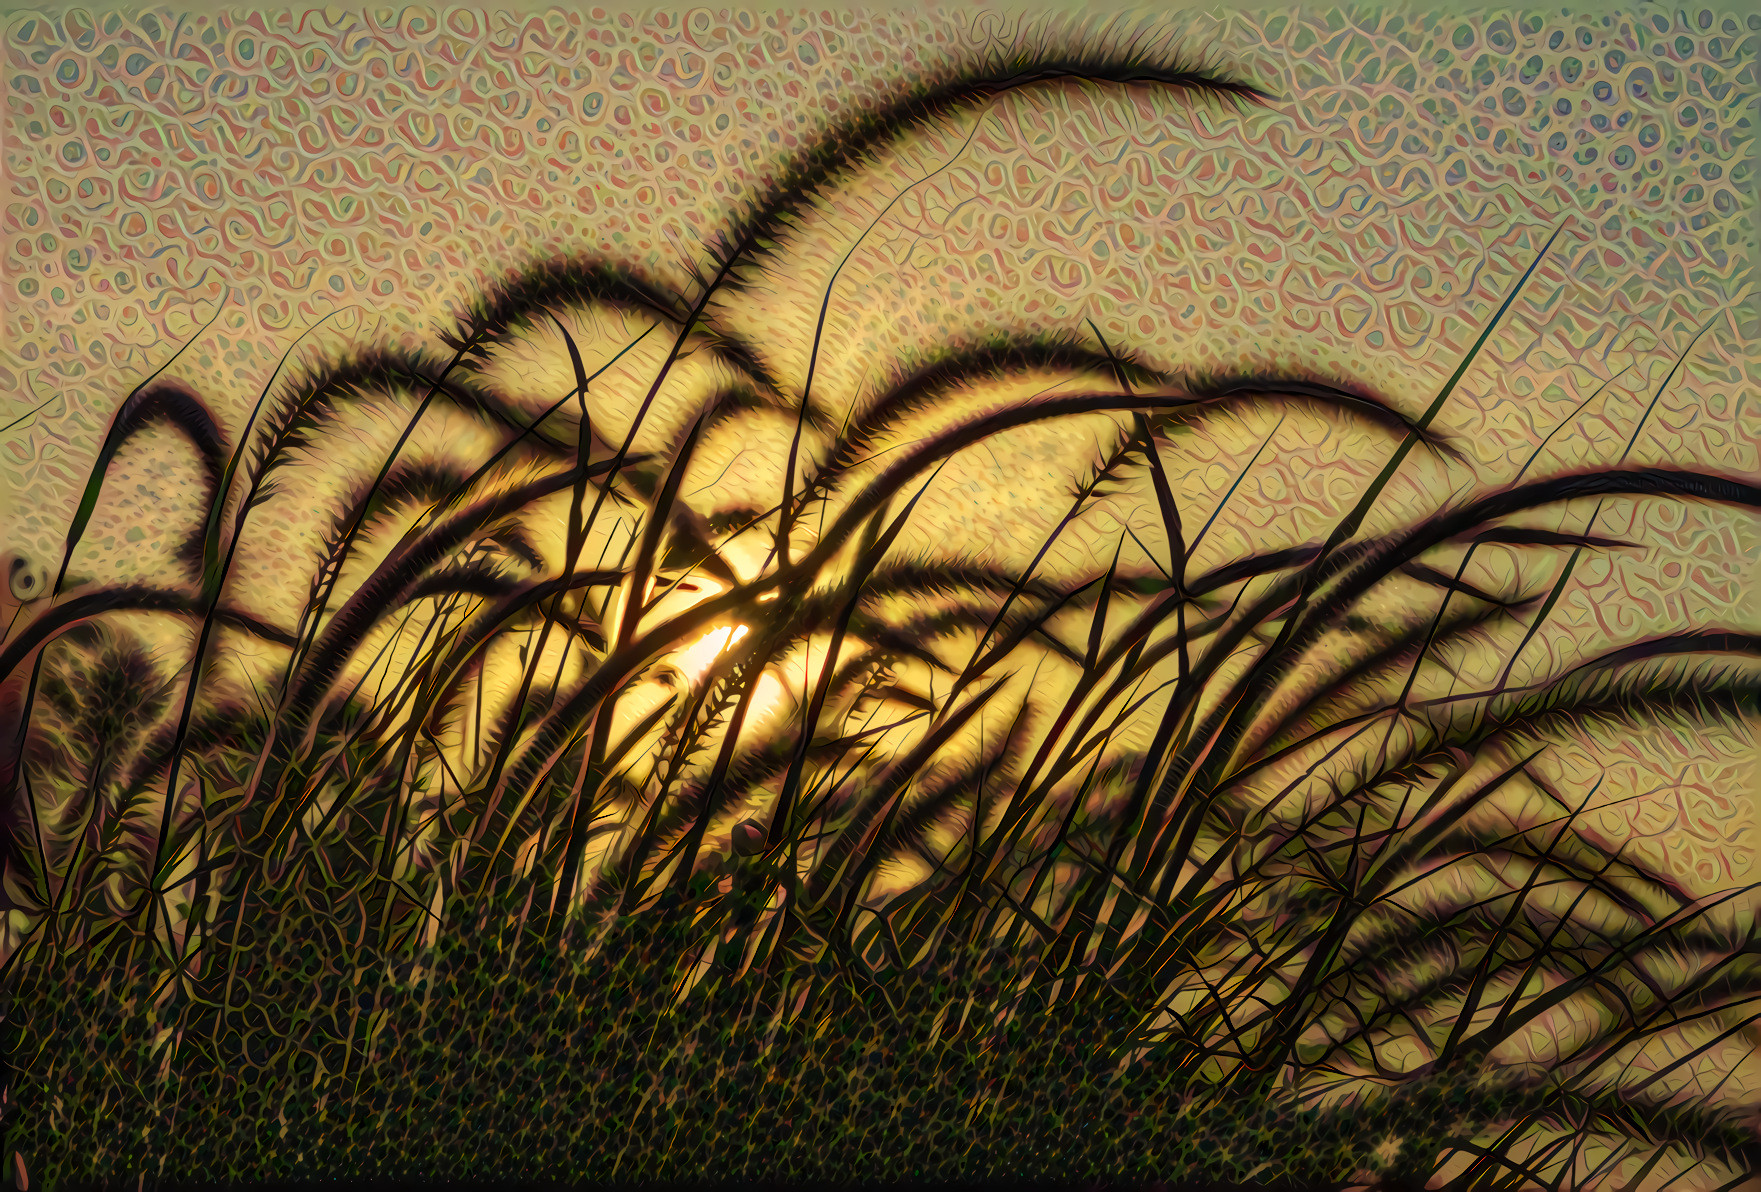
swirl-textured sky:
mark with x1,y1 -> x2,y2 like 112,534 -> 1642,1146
1,3 -> 1756,899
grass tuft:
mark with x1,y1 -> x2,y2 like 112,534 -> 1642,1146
1,32 -> 1756,1192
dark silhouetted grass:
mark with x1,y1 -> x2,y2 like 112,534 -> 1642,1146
2,30 -> 1757,1192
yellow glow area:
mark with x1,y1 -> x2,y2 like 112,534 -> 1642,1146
671,624 -> 749,684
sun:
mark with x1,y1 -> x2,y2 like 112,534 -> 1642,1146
669,623 -> 750,685
662,623 -> 801,730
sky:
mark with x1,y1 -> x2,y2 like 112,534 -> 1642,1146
0,3 -> 1755,897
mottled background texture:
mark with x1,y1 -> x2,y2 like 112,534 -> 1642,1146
0,4 -> 1756,889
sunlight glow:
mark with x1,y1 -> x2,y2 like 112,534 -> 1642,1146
671,624 -> 750,684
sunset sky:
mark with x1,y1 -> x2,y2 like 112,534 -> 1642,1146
1,2 -> 1754,893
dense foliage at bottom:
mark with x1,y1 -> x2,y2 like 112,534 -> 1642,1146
3,879 -> 1617,1192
